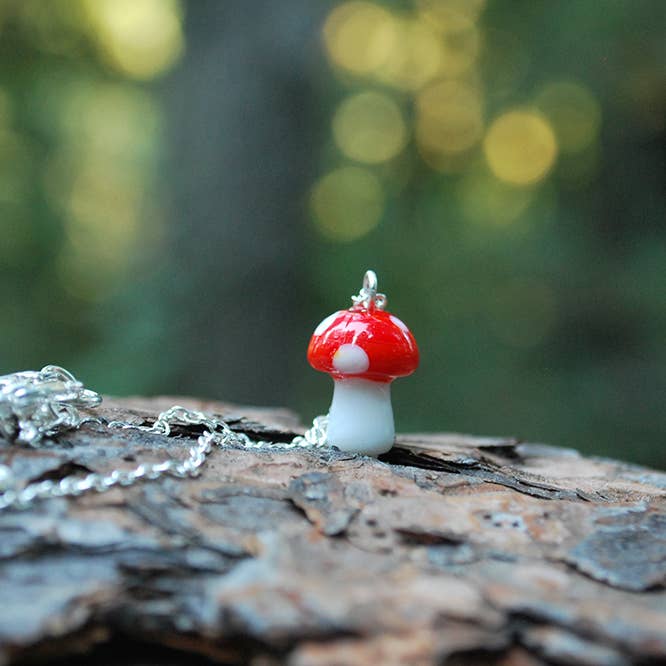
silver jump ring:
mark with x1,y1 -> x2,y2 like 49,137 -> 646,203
363,269 -> 378,294
352,269 -> 387,311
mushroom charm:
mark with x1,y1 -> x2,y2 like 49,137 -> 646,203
307,270 -> 419,456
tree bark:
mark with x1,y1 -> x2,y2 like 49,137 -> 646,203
1,396 -> 664,665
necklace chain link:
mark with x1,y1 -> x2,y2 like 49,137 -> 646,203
0,366 -> 328,512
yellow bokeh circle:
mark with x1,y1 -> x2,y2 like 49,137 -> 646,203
84,0 -> 184,80
310,167 -> 384,242
483,110 -> 557,185
323,2 -> 396,75
416,0 -> 486,33
376,18 -> 443,90
416,79 -> 484,158
333,92 -> 407,164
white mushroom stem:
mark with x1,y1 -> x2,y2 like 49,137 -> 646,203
326,377 -> 394,457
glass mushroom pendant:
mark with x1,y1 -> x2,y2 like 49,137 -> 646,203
307,270 -> 419,456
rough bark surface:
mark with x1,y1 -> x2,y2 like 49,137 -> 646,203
0,396 -> 664,666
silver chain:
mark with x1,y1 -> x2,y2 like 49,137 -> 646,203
0,365 -> 102,446
0,366 -> 328,512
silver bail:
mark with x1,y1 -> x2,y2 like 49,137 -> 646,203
351,270 -> 387,311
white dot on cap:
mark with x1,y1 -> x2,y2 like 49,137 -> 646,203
314,312 -> 341,336
333,344 -> 369,374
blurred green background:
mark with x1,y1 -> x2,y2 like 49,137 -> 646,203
0,0 -> 664,467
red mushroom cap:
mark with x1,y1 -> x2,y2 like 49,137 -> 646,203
307,306 -> 419,383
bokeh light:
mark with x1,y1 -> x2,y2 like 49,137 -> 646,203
52,150 -> 142,301
437,18 -> 480,78
324,1 -> 480,89
458,169 -> 535,226
416,0 -> 486,32
56,158 -> 141,299
83,0 -> 184,80
375,17 -> 443,90
416,79 -> 484,164
333,91 -> 407,164
535,81 -> 601,153
56,82 -> 162,158
413,0 -> 482,81
42,82 -> 162,300
310,166 -> 384,242
483,110 -> 558,186
323,2 -> 396,76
